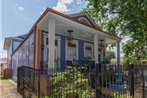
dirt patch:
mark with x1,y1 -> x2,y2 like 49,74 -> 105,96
0,78 -> 22,98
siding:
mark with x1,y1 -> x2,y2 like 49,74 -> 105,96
12,30 -> 35,79
7,42 -> 12,68
12,40 -> 21,52
7,40 -> 21,68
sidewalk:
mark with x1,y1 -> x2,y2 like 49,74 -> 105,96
0,78 -> 22,98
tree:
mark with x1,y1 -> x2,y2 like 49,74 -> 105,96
83,0 -> 147,64
104,50 -> 115,62
123,39 -> 147,65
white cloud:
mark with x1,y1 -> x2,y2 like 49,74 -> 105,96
13,4 -> 30,21
53,0 -> 73,12
16,4 -> 24,11
18,6 -> 24,11
76,0 -> 89,5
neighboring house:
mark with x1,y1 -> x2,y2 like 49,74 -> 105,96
0,58 -> 7,75
4,8 -> 121,80
3,34 -> 26,79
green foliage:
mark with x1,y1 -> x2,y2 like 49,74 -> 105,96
82,56 -> 92,61
103,92 -> 134,98
123,39 -> 147,65
49,66 -> 94,98
104,50 -> 115,62
44,96 -> 49,98
83,0 -> 147,64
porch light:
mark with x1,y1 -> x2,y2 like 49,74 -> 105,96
67,30 -> 73,42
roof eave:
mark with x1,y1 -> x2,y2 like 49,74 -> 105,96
46,8 -> 122,41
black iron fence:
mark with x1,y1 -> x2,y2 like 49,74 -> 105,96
96,64 -> 145,98
17,66 -> 40,98
17,63 -> 146,98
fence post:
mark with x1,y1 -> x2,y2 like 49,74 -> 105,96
38,70 -> 40,98
17,67 -> 19,93
142,65 -> 145,98
22,67 -> 25,98
95,63 -> 102,98
129,64 -> 134,97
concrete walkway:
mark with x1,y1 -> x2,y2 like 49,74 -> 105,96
0,78 -> 22,98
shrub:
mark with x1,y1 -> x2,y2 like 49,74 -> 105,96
49,66 -> 94,98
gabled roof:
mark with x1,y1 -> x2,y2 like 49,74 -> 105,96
70,13 -> 98,28
3,34 -> 26,50
12,8 -> 122,55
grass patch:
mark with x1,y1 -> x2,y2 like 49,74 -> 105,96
0,78 -> 12,84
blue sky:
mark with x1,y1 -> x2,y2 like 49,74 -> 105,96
0,0 -> 88,58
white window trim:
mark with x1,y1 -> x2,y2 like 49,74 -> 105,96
84,42 -> 94,59
55,36 -> 61,60
66,39 -> 79,61
43,34 -> 61,62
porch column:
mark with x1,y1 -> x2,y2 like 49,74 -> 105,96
117,42 -> 120,65
94,34 -> 98,63
48,17 -> 55,70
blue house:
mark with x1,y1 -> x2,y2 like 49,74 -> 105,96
4,8 -> 121,80
4,34 -> 26,79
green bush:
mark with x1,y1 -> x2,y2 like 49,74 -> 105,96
82,56 -> 92,61
49,66 -> 94,98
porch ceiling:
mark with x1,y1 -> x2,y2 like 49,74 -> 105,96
37,12 -> 121,45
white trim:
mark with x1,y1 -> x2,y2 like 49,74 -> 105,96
84,42 -> 94,59
85,14 -> 98,28
55,36 -> 61,60
78,17 -> 91,25
48,12 -> 121,42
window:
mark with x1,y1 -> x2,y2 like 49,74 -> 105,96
84,43 -> 93,59
66,41 -> 78,61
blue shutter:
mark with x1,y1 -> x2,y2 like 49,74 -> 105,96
78,40 -> 84,60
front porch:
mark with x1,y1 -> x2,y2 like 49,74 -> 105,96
36,12 -> 121,72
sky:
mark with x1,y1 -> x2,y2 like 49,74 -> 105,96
0,0 -> 88,58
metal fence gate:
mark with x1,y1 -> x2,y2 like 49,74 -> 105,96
17,64 -> 146,98
95,63 -> 146,98
17,66 -> 40,98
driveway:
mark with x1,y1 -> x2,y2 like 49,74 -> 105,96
0,78 -> 22,98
